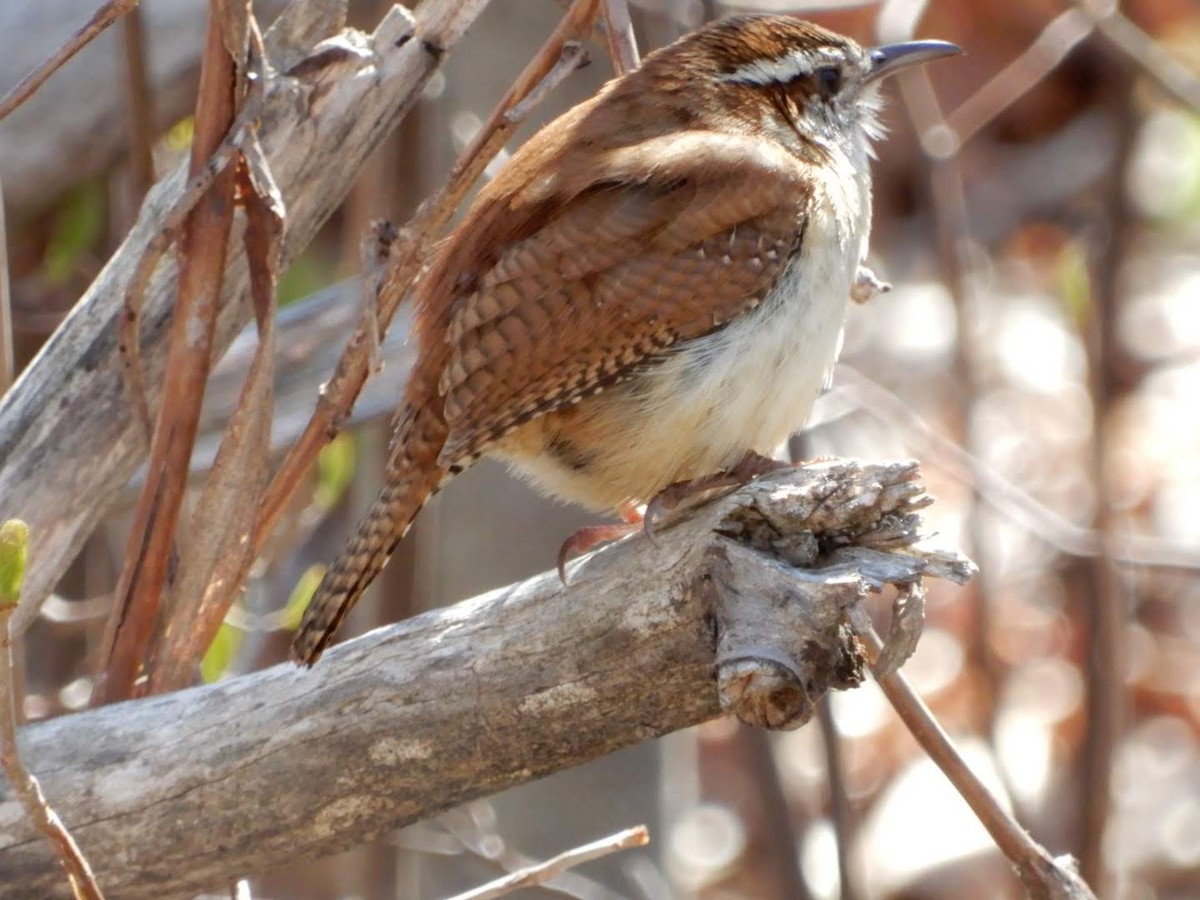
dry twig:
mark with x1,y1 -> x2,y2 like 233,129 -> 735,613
0,521 -> 104,900
1081,3 -> 1200,112
0,0 -> 140,122
849,613 -> 1097,900
945,9 -> 1094,147
144,29 -> 286,692
446,826 -> 649,900
119,5 -> 156,208
600,0 -> 639,74
95,0 -> 243,704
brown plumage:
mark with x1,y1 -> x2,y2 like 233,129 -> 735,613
291,15 -> 959,665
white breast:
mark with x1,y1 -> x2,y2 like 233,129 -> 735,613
624,153 -> 871,478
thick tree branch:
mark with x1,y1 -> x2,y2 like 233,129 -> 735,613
0,461 -> 972,898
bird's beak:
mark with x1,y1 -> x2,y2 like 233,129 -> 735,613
865,39 -> 961,83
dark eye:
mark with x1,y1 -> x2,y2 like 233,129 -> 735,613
815,65 -> 842,100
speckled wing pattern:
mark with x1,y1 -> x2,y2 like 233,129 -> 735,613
438,154 -> 809,464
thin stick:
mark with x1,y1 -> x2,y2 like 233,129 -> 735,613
117,68 -> 268,447
95,0 -> 241,704
0,522 -> 105,900
600,0 -> 639,74
1084,5 -> 1200,112
946,9 -> 1093,147
445,826 -> 649,900
848,611 -> 1097,900
120,5 -> 157,206
250,0 -> 601,560
0,175 -> 13,392
0,0 -> 140,121
504,41 -> 590,124
816,698 -> 860,900
1075,68 -> 1136,893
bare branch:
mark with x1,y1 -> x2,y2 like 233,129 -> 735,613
95,0 -> 244,704
851,615 -> 1097,900
0,0 -> 140,122
1082,3 -> 1200,112
447,826 -> 649,900
600,0 -> 639,74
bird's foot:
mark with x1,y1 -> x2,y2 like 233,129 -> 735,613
644,451 -> 790,541
558,503 -> 644,583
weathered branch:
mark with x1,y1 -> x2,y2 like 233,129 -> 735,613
0,0 -> 494,636
0,461 -> 972,898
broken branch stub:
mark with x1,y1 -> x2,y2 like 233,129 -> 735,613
681,459 -> 975,730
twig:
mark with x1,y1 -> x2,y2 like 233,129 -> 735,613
0,176 -> 13,392
816,698 -> 859,900
116,62 -> 269,447
95,0 -> 242,705
0,521 -> 105,900
885,4 -> 1018,802
504,41 -> 590,124
1081,4 -> 1200,112
1076,65 -> 1136,893
120,5 -> 157,208
249,0 -> 601,559
946,9 -> 1094,147
445,826 -> 649,900
600,0 -> 639,74
430,803 -> 630,900
847,611 -> 1097,900
143,29 -> 284,694
0,0 -> 140,121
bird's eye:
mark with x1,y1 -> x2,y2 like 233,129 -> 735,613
815,65 -> 842,100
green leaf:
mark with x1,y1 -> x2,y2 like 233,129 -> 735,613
43,182 -> 105,283
0,519 -> 29,609
200,621 -> 244,684
314,432 -> 357,512
1055,240 -> 1092,329
282,565 -> 326,632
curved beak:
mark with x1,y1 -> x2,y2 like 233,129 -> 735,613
865,39 -> 961,83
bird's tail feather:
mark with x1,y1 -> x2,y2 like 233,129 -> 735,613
290,404 -> 447,666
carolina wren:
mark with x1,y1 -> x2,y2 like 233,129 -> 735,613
291,15 -> 959,665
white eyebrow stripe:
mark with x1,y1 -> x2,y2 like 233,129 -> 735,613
718,50 -> 814,86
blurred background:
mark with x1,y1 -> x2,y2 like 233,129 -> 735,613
3,0 -> 1200,897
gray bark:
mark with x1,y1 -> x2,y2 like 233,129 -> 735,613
0,461 -> 973,898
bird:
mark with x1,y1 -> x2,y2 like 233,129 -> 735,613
290,14 -> 960,666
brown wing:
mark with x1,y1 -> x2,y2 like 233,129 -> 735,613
435,133 -> 810,464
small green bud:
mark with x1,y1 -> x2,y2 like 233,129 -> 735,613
0,519 -> 29,609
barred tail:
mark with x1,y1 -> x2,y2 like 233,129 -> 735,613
290,405 -> 448,666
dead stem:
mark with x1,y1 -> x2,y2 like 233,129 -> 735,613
0,0 -> 141,121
